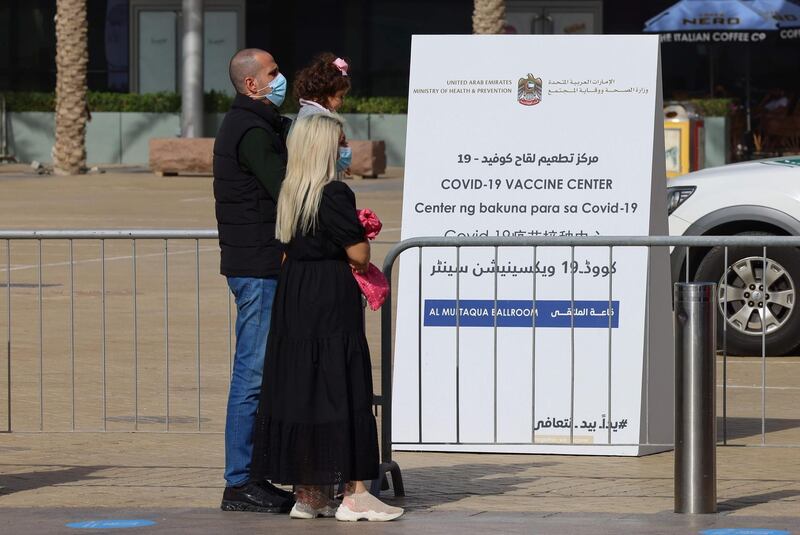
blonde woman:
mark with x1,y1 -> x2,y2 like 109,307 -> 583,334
249,114 -> 403,522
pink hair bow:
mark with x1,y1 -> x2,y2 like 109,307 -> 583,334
333,57 -> 349,76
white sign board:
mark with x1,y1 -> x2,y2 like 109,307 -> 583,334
393,35 -> 673,456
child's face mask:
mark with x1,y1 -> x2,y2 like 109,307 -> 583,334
337,146 -> 352,172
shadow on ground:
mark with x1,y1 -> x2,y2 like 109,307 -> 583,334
718,416 -> 800,441
380,461 -> 558,510
718,489 -> 800,512
0,465 -> 108,495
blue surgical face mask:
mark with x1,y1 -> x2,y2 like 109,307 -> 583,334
337,146 -> 352,172
251,72 -> 287,107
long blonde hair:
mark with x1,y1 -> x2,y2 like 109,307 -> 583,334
275,113 -> 343,243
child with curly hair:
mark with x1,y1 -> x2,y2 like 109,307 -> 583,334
293,53 -> 353,175
294,52 -> 351,118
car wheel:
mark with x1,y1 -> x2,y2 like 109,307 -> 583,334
693,232 -> 800,356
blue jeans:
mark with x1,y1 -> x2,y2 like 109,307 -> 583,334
225,276 -> 278,487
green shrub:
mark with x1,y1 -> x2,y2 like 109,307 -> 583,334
1,92 -> 55,112
89,91 -> 182,112
687,98 -> 735,117
339,96 -> 407,114
204,90 -> 233,113
1,91 -> 185,112
1,91 -> 408,114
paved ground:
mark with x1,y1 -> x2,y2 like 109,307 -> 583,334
1,164 -> 799,533
1,433 -> 800,533
3,509 -> 800,535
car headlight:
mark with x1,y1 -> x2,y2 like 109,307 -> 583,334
667,186 -> 696,215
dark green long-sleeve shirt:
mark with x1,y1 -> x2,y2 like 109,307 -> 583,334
238,127 -> 285,200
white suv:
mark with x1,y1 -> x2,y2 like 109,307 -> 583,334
668,157 -> 800,355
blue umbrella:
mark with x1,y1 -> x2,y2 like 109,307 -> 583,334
645,0 -> 800,129
749,0 -> 800,29
645,0 -> 778,35
645,0 -> 800,36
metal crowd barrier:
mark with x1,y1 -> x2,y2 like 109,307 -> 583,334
3,231 -> 800,498
0,230 -> 389,436
1,230 -> 217,434
377,234 -> 800,488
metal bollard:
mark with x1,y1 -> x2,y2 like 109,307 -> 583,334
673,282 -> 717,514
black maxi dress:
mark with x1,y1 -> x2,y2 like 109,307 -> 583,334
250,180 -> 379,486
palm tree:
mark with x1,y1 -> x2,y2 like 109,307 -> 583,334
53,0 -> 89,175
473,0 -> 505,34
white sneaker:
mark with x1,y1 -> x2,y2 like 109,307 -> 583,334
290,501 -> 338,519
335,491 -> 404,522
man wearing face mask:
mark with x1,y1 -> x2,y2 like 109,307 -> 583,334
213,48 -> 293,513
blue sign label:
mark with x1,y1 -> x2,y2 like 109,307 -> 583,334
424,299 -> 619,328
701,530 -> 791,535
67,520 -> 157,529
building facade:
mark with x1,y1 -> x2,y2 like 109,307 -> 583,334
1,0 -> 798,101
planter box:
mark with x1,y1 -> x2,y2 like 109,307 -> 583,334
341,113 -> 370,141
368,114 -> 407,167
122,113 -> 180,165
86,112 -> 122,164
6,112 -> 409,169
7,112 -> 55,163
149,137 -> 214,175
349,140 -> 387,179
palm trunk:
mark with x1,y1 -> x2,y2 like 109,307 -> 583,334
54,0 -> 89,175
473,0 -> 506,34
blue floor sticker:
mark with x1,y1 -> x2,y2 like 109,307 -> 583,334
701,530 -> 791,535
67,520 -> 156,529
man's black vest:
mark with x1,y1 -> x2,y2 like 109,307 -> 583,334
213,94 -> 290,278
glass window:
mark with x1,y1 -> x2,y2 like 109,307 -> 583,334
204,10 -> 239,95
138,10 -> 178,93
0,2 -> 56,91
103,0 -> 130,92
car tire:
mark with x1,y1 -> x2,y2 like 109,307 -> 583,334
693,232 -> 800,356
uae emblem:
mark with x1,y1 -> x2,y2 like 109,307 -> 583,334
517,74 -> 543,106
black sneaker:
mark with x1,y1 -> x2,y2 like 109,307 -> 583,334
221,482 -> 294,513
257,480 -> 294,501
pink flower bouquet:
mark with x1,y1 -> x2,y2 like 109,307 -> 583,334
357,208 -> 382,240
353,209 -> 389,311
